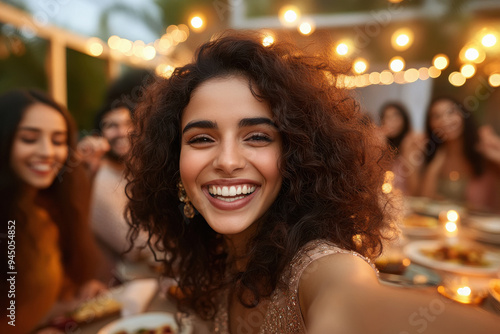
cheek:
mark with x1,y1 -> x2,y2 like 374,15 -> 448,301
179,149 -> 204,193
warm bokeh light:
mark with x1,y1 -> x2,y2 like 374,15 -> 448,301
433,54 -> 449,70
369,72 -> 381,84
457,286 -> 472,297
382,183 -> 393,194
394,72 -> 405,84
460,64 -> 476,78
380,70 -> 394,85
87,38 -> 103,57
298,21 -> 314,35
391,28 -> 414,51
190,16 -> 204,29
279,5 -> 300,25
428,66 -> 441,78
489,73 -> 500,87
133,40 -> 145,58
464,47 -> 479,61
447,210 -> 459,222
482,33 -> 497,47
284,10 -> 298,23
445,221 -> 458,233
143,45 -> 156,60
336,42 -> 349,56
418,67 -> 430,80
107,35 -> 121,50
118,38 -> 133,53
155,64 -> 175,78
262,34 -> 275,47
353,58 -> 368,74
404,68 -> 419,83
449,72 -> 466,86
389,56 -> 405,72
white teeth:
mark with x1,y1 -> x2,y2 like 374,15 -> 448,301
32,164 -> 51,172
215,195 -> 245,202
208,184 -> 257,198
229,186 -> 236,196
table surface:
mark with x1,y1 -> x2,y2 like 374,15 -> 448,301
76,208 -> 500,333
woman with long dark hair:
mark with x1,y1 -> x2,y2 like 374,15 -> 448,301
420,96 -> 500,211
0,89 -> 104,333
126,33 -> 499,333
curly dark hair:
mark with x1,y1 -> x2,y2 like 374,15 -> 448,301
379,102 -> 412,152
126,32 -> 392,319
424,96 -> 484,176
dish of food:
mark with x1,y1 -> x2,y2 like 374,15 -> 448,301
98,312 -> 192,334
404,240 -> 500,276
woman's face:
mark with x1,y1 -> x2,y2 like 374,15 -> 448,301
10,103 -> 68,190
381,107 -> 404,139
180,76 -> 282,239
429,99 -> 464,142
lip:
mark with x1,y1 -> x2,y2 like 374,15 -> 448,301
202,178 -> 260,187
202,182 -> 260,211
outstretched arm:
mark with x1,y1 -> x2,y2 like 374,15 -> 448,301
300,253 -> 499,334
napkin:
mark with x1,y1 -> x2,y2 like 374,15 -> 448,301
112,278 -> 159,317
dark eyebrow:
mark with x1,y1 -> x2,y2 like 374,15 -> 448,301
182,120 -> 217,134
239,117 -> 277,128
18,127 -> 67,135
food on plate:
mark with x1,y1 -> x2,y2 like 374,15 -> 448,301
403,214 -> 439,228
72,295 -> 122,323
113,324 -> 174,334
420,244 -> 488,266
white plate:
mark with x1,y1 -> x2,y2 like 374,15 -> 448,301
97,312 -> 192,334
404,240 -> 500,276
467,215 -> 500,234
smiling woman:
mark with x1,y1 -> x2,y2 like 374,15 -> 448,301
125,32 -> 500,333
0,89 -> 104,334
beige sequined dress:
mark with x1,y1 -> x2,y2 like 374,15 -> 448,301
213,239 -> 377,333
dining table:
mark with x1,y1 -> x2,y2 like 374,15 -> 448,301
67,196 -> 500,333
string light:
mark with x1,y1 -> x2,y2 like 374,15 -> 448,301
279,5 -> 300,26
449,72 -> 466,87
433,54 -> 449,70
391,28 -> 414,51
190,16 -> 204,31
482,33 -> 497,47
298,21 -> 315,35
353,58 -> 368,74
460,64 -> 476,79
262,33 -> 275,47
389,56 -> 405,72
489,73 -> 500,87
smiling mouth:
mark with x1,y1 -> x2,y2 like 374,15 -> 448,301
207,184 -> 257,202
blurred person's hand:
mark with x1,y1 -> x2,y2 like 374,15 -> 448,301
77,279 -> 108,302
76,136 -> 110,174
477,125 -> 500,166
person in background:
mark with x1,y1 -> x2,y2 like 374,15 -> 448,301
125,33 -> 499,333
0,89 -> 105,334
378,102 -> 417,194
79,70 -> 155,273
420,96 -> 500,212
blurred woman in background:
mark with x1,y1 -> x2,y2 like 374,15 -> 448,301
0,89 -> 105,333
420,96 -> 500,212
379,102 -> 420,195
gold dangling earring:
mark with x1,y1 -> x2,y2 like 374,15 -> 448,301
177,181 -> 195,219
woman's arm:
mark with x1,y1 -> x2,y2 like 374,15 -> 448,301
419,148 -> 446,198
299,253 -> 499,334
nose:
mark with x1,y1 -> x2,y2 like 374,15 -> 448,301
118,123 -> 130,137
213,139 -> 246,175
38,137 -> 55,158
